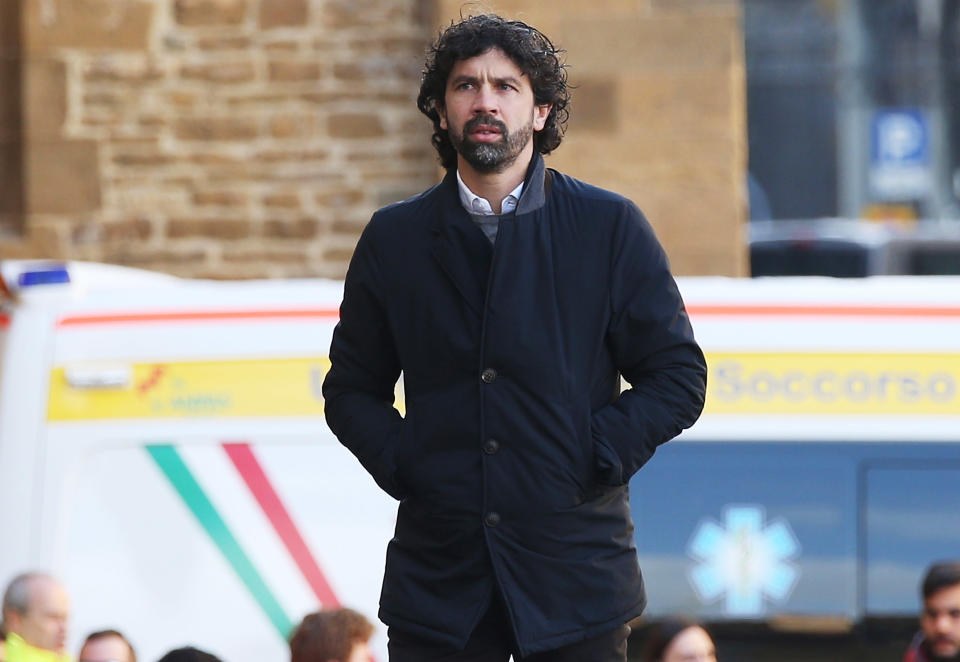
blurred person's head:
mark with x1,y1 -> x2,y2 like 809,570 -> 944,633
79,629 -> 136,662
289,608 -> 374,662
1,573 -> 69,653
155,647 -> 222,662
920,561 -> 960,660
641,618 -> 717,662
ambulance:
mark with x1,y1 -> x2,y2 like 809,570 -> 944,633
1,260 -> 959,662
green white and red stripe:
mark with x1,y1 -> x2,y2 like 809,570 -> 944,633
146,442 -> 342,641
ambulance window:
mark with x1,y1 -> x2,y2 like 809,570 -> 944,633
864,464 -> 960,614
906,246 -> 960,275
630,442 -> 857,620
750,241 -> 871,277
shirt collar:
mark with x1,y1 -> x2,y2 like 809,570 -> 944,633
456,170 -> 524,216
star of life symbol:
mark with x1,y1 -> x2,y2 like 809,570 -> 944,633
687,505 -> 800,616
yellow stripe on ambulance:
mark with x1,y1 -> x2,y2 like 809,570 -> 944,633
706,353 -> 960,414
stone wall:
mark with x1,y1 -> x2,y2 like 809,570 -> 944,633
0,0 -> 24,232
0,0 -> 746,277
1,0 -> 436,277
434,0 -> 748,276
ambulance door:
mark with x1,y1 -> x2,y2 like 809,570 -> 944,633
45,429 -> 395,662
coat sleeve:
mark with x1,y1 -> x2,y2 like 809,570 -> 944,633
590,202 -> 708,485
322,222 -> 406,500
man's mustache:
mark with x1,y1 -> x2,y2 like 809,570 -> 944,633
463,115 -> 508,136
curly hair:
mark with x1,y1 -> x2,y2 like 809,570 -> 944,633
289,608 -> 373,662
417,14 -> 570,171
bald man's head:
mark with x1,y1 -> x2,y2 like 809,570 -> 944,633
2,573 -> 70,653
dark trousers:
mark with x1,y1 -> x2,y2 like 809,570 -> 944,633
388,594 -> 630,662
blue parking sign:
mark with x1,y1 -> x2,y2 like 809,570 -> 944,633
870,109 -> 931,199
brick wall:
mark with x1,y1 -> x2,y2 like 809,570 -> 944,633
0,0 -> 746,277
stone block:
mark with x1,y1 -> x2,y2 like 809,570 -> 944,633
101,217 -> 153,242
268,114 -> 322,139
331,216 -> 369,234
263,217 -> 319,239
434,0 -> 638,24
112,149 -> 175,166
180,61 -> 256,83
262,193 -> 301,209
25,139 -> 101,214
174,0 -> 247,26
167,217 -> 251,239
24,0 -> 154,53
193,190 -> 247,206
268,60 -> 322,82
615,70 -> 738,142
0,58 -> 21,143
0,0 -> 20,55
0,137 -> 23,218
223,248 -> 309,264
107,247 -> 209,272
83,58 -> 164,83
23,58 -> 67,139
315,190 -> 364,208
254,148 -> 328,162
566,77 -> 617,133
558,12 -> 739,74
259,0 -> 309,28
175,117 -> 259,141
196,35 -> 252,50
651,0 -> 739,14
328,113 -> 385,139
322,0 -> 383,28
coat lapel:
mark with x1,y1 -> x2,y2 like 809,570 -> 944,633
429,155 -> 551,317
429,171 -> 489,317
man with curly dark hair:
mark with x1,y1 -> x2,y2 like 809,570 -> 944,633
324,12 -> 706,662
289,609 -> 374,662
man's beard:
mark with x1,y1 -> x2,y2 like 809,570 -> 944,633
448,114 -> 534,174
925,638 -> 960,662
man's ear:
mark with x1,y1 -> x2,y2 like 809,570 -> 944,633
4,609 -> 23,631
437,104 -> 448,131
533,104 -> 551,132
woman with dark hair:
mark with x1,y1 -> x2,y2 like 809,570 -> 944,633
641,618 -> 717,662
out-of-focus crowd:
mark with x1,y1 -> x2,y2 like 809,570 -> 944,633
0,571 -> 375,662
2,562 -> 959,662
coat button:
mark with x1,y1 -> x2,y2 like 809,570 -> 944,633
483,438 -> 500,455
484,512 -> 501,527
480,368 -> 497,383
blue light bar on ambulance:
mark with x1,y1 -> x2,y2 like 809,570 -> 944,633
18,264 -> 71,287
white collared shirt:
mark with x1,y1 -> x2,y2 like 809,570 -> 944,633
456,170 -> 524,216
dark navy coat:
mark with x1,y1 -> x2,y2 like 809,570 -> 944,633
322,154 -> 707,656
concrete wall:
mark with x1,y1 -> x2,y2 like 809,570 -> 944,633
0,0 -> 746,277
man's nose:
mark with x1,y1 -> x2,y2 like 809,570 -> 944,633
472,85 -> 498,114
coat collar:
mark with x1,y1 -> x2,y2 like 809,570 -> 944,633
430,152 -> 550,234
428,153 -> 550,317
